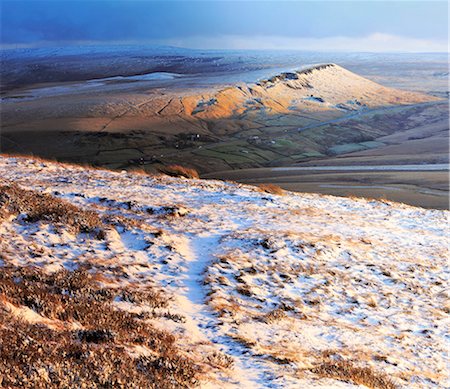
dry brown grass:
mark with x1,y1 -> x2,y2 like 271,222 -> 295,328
348,193 -> 392,206
263,308 -> 288,324
236,285 -> 253,297
0,182 -> 105,238
258,183 -> 285,195
0,264 -> 201,388
229,334 -> 256,348
160,165 -> 200,179
0,314 -> 200,388
311,360 -> 398,389
208,298 -> 242,318
126,166 -> 152,175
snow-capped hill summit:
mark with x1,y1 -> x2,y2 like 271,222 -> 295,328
0,155 -> 448,388
185,63 -> 439,121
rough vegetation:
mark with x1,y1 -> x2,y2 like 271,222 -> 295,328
160,165 -> 200,179
0,182 -> 104,238
258,183 -> 285,195
311,361 -> 398,389
0,264 -> 200,388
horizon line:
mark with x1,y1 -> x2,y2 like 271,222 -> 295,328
1,42 -> 448,55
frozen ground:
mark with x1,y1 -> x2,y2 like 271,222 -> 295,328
0,156 -> 448,388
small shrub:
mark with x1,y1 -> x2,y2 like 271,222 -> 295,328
162,312 -> 187,323
77,329 -> 115,343
161,165 -> 199,179
206,352 -> 234,369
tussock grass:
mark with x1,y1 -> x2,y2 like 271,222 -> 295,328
311,360 -> 398,389
119,288 -> 169,308
0,183 -> 104,238
205,352 -> 234,370
0,314 -> 200,388
263,308 -> 287,324
160,165 -> 200,179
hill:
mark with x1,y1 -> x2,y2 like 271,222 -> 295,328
181,63 -> 436,122
1,63 -> 443,175
0,156 -> 447,388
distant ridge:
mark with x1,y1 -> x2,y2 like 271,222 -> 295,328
258,63 -> 336,86
183,63 -> 440,120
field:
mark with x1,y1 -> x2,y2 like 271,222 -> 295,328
204,103 -> 449,209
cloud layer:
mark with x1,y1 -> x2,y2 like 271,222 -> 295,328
163,33 -> 448,52
1,1 -> 447,52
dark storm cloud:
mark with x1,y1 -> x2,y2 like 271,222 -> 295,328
0,0 -> 448,48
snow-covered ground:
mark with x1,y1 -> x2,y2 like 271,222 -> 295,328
0,156 -> 448,388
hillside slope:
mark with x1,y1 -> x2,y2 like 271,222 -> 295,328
1,64 -> 443,173
181,63 -> 436,123
0,156 -> 448,388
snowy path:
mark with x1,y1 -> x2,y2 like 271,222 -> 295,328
183,234 -> 263,388
170,225 -> 276,388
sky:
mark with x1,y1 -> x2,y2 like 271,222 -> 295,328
1,0 -> 448,52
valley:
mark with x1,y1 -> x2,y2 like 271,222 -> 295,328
1,48 -> 448,208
